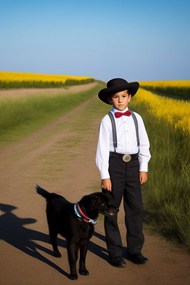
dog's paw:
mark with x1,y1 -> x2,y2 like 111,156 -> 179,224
53,250 -> 61,258
79,268 -> 89,276
69,274 -> 78,280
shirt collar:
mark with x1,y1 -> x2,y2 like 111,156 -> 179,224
111,107 -> 129,114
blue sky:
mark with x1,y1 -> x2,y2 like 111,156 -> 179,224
0,0 -> 190,81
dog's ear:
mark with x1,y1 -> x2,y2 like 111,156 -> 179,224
81,194 -> 101,210
90,196 -> 101,209
89,193 -> 109,210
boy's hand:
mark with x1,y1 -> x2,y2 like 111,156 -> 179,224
101,178 -> 112,191
140,172 -> 148,184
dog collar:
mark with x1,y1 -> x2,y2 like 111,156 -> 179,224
74,203 -> 97,225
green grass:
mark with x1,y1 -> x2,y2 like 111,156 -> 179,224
0,83 -> 102,144
130,99 -> 190,249
0,78 -> 94,89
141,86 -> 190,101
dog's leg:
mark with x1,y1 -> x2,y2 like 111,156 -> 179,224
49,227 -> 61,257
46,208 -> 62,257
79,239 -> 89,276
67,241 -> 79,280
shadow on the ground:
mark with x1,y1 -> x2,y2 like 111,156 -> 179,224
0,203 -> 109,279
0,203 -> 69,279
89,231 -> 109,262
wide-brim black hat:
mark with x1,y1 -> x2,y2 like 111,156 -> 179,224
98,78 -> 139,104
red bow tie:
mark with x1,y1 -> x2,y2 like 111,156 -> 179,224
114,110 -> 131,118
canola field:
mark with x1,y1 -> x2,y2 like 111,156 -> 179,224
141,80 -> 190,100
137,88 -> 190,133
0,71 -> 94,89
139,80 -> 190,133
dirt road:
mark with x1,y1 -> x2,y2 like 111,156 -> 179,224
0,85 -> 190,285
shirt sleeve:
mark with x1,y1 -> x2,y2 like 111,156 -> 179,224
96,116 -> 111,179
136,113 -> 151,172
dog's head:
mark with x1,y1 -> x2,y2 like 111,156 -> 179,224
79,192 -> 118,218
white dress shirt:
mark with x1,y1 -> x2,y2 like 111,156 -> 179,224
96,107 -> 151,179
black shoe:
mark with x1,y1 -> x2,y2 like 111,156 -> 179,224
126,253 -> 149,264
110,257 -> 126,268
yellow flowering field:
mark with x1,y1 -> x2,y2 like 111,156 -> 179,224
0,71 -> 92,82
0,71 -> 94,89
140,80 -> 190,100
136,88 -> 190,133
141,80 -> 190,88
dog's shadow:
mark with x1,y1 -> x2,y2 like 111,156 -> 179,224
0,203 -> 109,277
0,203 -> 70,278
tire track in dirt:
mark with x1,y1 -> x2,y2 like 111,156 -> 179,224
0,86 -> 190,285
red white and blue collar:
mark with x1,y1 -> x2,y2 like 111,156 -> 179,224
74,203 -> 97,225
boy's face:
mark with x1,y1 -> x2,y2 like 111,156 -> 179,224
110,89 -> 131,111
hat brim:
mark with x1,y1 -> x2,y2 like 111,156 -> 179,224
98,82 -> 139,104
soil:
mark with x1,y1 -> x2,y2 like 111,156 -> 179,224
0,83 -> 190,285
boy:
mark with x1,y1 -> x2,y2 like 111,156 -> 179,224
96,78 -> 151,267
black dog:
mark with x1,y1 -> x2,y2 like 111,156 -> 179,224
36,185 -> 117,280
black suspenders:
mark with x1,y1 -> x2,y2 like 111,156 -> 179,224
108,111 -> 140,153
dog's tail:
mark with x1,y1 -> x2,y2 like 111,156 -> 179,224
36,184 -> 50,200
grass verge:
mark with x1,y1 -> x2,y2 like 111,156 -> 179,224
0,83 -> 102,145
130,98 -> 190,250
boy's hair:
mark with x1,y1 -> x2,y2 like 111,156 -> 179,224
109,90 -> 131,102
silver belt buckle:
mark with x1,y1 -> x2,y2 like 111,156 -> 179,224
122,154 -> 131,162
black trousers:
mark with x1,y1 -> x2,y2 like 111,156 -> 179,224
103,155 -> 144,259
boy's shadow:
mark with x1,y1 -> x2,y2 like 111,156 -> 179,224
0,203 -> 109,278
89,231 -> 109,262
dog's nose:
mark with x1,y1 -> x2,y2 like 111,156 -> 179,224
114,208 -> 119,214
111,205 -> 119,212
109,206 -> 118,215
